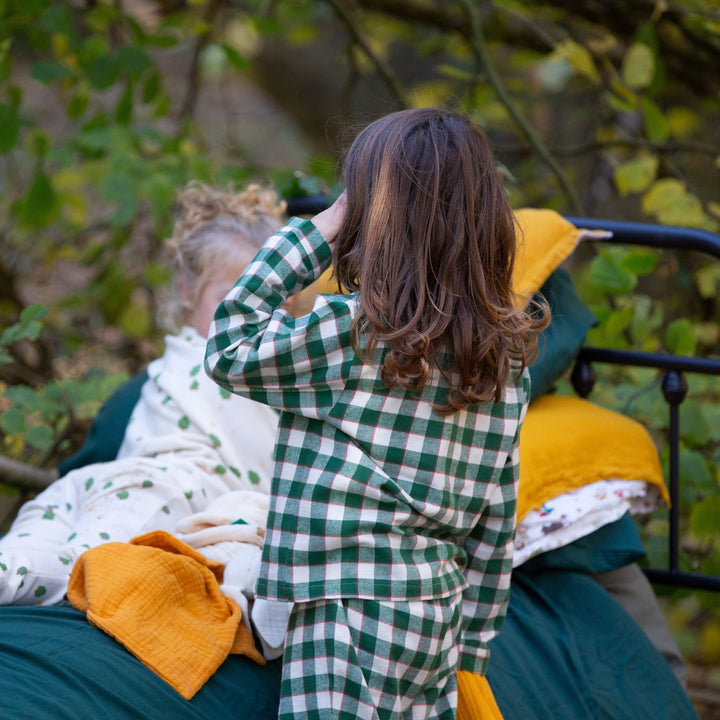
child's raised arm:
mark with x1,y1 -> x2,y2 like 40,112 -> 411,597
204,217 -> 352,414
309,191 -> 346,244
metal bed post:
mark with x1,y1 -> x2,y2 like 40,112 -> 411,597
662,370 -> 687,577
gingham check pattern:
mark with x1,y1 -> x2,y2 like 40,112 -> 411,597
205,218 -> 530,674
280,596 -> 461,720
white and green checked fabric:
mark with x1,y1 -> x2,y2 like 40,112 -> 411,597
205,217 -> 530,674
280,596 -> 461,720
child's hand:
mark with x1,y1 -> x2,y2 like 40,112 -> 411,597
311,191 -> 347,244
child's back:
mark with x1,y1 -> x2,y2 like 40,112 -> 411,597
206,107 -> 546,720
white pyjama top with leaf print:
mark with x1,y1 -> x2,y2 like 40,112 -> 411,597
0,327 -> 278,606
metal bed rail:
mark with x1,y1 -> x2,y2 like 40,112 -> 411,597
565,217 -> 720,592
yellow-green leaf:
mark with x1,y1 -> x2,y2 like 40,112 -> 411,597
690,496 -> 720,539
695,264 -> 720,300
552,40 -> 600,84
642,180 -> 706,227
411,81 -> 453,109
666,318 -> 696,356
614,155 -> 658,195
666,106 -> 701,139
622,42 -> 655,89
0,103 -> 19,153
643,178 -> 685,212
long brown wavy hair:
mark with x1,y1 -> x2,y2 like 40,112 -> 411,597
332,108 -> 549,414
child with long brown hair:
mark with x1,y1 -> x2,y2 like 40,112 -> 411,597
205,107 -> 548,719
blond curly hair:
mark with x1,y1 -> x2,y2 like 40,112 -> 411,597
162,182 -> 286,332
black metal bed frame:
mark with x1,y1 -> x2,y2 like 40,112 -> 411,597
564,217 -> 720,593
286,197 -> 720,593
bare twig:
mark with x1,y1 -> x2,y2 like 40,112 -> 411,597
494,137 -> 720,158
178,0 -> 228,123
324,0 -> 410,109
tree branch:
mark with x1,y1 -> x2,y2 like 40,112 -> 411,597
178,0 -> 228,123
0,455 -> 56,492
494,137 -> 720,158
457,0 -> 584,214
324,0 -> 410,109
350,0 -> 720,94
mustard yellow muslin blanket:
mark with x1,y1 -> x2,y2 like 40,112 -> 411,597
68,530 -> 264,700
517,394 -> 669,522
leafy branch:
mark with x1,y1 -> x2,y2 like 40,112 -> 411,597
457,0 -> 584,214
324,0 -> 410,109
494,137 -> 720,159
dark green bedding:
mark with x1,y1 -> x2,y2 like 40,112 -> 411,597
487,569 -> 699,720
0,566 -> 697,719
0,605 -> 282,720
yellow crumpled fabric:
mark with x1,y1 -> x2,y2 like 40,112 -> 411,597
68,530 -> 264,700
517,394 -> 669,521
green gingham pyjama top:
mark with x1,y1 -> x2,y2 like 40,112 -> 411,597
205,217 -> 529,678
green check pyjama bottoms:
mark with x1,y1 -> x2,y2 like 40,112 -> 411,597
279,594 -> 462,720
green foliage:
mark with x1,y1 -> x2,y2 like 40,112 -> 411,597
576,236 -> 720,639
0,305 -> 47,363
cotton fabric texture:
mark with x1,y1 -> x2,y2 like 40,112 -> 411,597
0,327 -> 277,606
205,217 -> 529,701
513,394 -> 668,566
67,530 -> 264,700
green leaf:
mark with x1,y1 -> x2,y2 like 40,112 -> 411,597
622,42 -> 655,89
221,44 -> 250,70
2,304 -> 50,345
689,496 -> 720,539
143,173 -> 176,223
116,45 -> 151,80
679,400 -> 711,447
115,82 -> 133,125
86,52 -> 119,89
76,127 -> 114,153
67,88 -> 90,120
0,407 -> 25,434
666,319 -> 696,356
604,305 -> 634,339
641,97 -> 669,142
30,61 -> 74,84
142,71 -> 161,103
678,448 -> 713,498
37,3 -> 73,36
614,155 -> 658,195
630,295 -> 663,346
16,170 -> 61,229
0,103 -> 20,153
619,250 -> 659,275
99,172 -> 137,226
590,251 -> 637,294
25,424 -> 55,451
